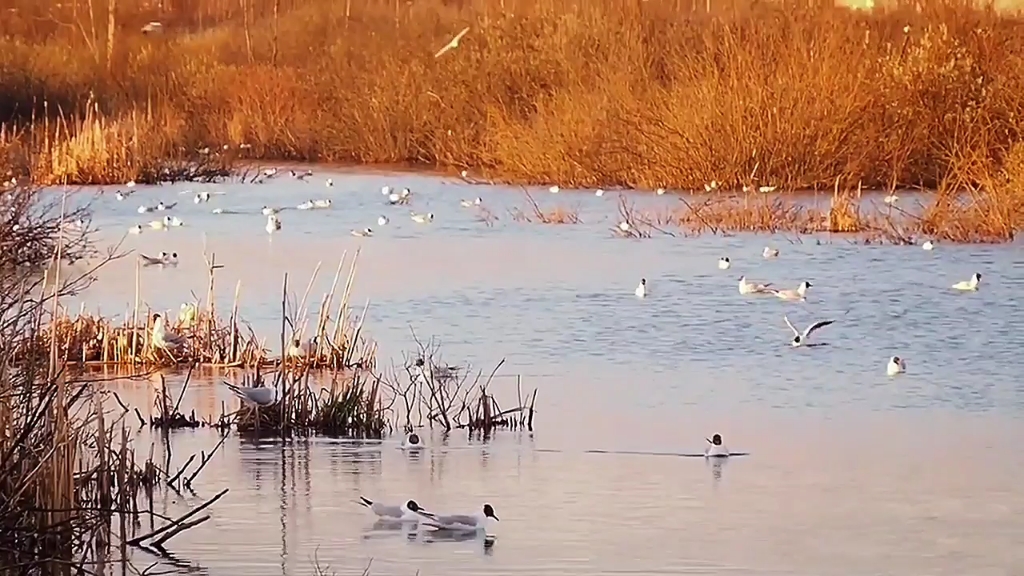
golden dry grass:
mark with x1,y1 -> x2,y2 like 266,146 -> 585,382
2,0 -> 1024,192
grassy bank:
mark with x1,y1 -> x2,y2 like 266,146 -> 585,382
2,0 -> 1024,192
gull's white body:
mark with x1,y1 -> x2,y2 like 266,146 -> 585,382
460,197 -> 482,207
262,206 -> 279,216
313,199 -> 332,209
922,240 -> 935,251
128,225 -> 143,234
151,315 -> 185,351
763,246 -> 780,258
148,218 -> 168,230
223,381 -> 279,406
434,26 -> 470,58
952,273 -> 981,292
738,276 -> 772,295
549,186 -> 560,194
417,508 -> 493,532
377,216 -> 389,226
635,279 -> 647,298
595,189 -> 605,197
401,433 -> 424,450
718,258 -> 731,270
705,442 -> 730,458
784,315 -> 834,347
887,356 -> 906,376
772,282 -> 811,301
266,214 -> 281,234
359,497 -> 423,522
138,205 -> 153,214
351,228 -> 373,237
411,213 -> 434,224
297,200 -> 315,210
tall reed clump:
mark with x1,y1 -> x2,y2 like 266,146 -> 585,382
21,250 -> 378,370
0,187 -> 186,570
3,0 -> 1024,193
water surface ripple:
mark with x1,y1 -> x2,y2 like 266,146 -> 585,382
61,170 -> 1024,575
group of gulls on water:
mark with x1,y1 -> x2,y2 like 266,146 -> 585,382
116,169 -> 471,249
634,244 -> 982,375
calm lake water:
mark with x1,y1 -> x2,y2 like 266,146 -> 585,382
61,170 -> 1024,575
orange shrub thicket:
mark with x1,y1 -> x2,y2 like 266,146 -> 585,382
2,0 -> 1024,190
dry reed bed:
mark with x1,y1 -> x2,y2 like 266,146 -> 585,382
230,333 -> 538,438
1,266 -> 227,571
3,0 -> 1024,194
19,250 -> 378,370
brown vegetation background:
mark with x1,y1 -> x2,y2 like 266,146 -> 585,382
1,0 -> 1024,190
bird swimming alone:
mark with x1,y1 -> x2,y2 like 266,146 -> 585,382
951,273 -> 981,292
460,197 -> 482,207
266,214 -> 281,234
377,215 -> 389,226
635,278 -> 647,298
771,281 -> 812,301
763,246 -> 780,258
922,240 -> 935,250
351,228 -> 373,237
718,257 -> 731,270
887,356 -> 906,376
401,432 -> 424,450
411,212 -> 434,224
705,434 -> 729,458
738,276 -> 773,295
784,315 -> 834,347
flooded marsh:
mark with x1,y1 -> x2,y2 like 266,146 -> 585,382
12,170 -> 1024,575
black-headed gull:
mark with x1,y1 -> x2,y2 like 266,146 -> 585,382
784,315 -> 834,347
705,434 -> 729,458
771,281 -> 811,301
887,356 -> 906,376
359,497 -> 429,521
951,273 -> 981,291
417,503 -> 498,532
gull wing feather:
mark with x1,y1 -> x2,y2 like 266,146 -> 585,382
783,315 -> 799,337
804,319 -> 835,338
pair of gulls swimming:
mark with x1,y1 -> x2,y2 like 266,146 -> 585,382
358,498 -> 499,533
139,251 -> 178,266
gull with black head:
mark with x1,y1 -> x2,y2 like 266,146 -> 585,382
784,315 -> 834,347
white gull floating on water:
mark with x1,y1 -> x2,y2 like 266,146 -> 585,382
417,503 -> 499,532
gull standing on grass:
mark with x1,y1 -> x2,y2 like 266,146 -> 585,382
222,380 -> 280,406
771,281 -> 812,301
738,276 -> 773,295
635,278 -> 647,298
359,497 -> 430,522
952,273 -> 982,292
784,315 -> 834,347
417,504 -> 499,533
435,26 -> 471,58
887,356 -> 906,376
705,434 -> 729,458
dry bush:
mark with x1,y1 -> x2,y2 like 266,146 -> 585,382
1,0 -> 1023,192
512,189 -> 582,224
